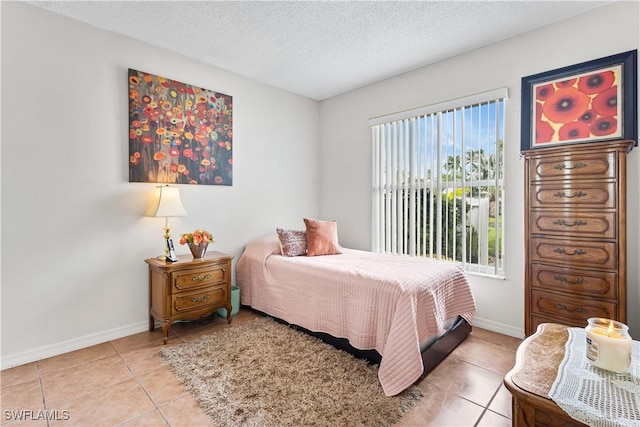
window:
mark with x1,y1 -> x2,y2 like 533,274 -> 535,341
370,88 -> 506,277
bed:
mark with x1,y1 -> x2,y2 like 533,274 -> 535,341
236,233 -> 477,396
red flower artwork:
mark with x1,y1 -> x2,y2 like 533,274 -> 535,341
532,65 -> 621,146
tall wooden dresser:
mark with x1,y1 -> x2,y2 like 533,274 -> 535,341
523,140 -> 633,336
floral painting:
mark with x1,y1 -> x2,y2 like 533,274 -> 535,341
520,50 -> 637,151
533,66 -> 621,145
128,69 -> 233,185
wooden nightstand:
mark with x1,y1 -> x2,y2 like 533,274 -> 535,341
504,323 -> 588,426
145,251 -> 233,344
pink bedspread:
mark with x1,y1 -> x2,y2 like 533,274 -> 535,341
236,234 -> 477,396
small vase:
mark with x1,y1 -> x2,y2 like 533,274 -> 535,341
188,242 -> 208,259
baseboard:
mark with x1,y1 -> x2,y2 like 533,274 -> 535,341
1,321 -> 149,370
472,317 -> 524,339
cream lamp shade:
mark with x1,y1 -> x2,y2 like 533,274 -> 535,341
146,185 -> 188,260
145,185 -> 188,218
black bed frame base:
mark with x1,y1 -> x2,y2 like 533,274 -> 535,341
248,306 -> 472,380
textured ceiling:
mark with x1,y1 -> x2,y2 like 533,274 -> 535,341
29,1 -> 612,100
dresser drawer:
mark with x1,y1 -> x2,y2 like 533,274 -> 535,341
530,263 -> 617,299
530,237 -> 617,270
172,285 -> 227,315
530,290 -> 616,323
529,151 -> 616,181
530,181 -> 615,209
529,211 -> 616,239
172,264 -> 229,292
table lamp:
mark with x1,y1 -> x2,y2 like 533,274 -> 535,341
145,185 -> 188,260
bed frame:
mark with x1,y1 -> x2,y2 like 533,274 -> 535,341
251,307 -> 471,379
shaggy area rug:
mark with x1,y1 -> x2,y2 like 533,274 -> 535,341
160,317 -> 422,426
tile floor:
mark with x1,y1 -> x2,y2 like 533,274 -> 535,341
1,309 -> 521,426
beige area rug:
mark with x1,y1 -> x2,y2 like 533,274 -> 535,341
160,316 -> 422,426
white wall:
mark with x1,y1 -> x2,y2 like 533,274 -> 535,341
319,1 -> 640,338
1,2 -> 320,367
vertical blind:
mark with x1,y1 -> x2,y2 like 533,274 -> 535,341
370,88 -> 507,277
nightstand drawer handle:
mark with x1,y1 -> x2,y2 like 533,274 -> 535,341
191,294 -> 211,303
553,248 -> 587,256
553,191 -> 587,199
554,275 -> 588,285
553,162 -> 587,170
556,303 -> 588,313
553,219 -> 587,227
192,274 -> 212,282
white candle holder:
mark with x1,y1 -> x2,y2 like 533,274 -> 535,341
585,317 -> 632,373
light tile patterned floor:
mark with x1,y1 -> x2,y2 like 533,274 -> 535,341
1,309 -> 520,426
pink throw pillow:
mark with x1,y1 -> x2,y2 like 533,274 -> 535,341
303,218 -> 342,256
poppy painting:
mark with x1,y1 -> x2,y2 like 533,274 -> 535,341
128,69 -> 233,185
521,50 -> 637,151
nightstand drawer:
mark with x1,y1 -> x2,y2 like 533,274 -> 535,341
530,263 -> 617,299
172,286 -> 227,314
530,290 -> 616,323
172,264 -> 229,292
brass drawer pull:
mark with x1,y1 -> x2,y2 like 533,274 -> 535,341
553,162 -> 587,170
555,303 -> 588,313
554,275 -> 588,285
192,273 -> 212,282
191,294 -> 211,303
553,219 -> 587,227
553,248 -> 587,256
553,191 -> 587,199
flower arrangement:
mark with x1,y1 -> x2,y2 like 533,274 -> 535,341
179,229 -> 214,246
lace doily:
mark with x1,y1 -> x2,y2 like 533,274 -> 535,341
548,328 -> 640,427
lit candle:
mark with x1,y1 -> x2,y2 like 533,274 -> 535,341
585,318 -> 632,373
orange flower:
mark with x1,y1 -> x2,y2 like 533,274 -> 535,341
542,88 -> 590,124
590,116 -> 617,136
536,102 -> 543,121
556,79 -> 577,89
592,86 -> 618,116
536,84 -> 555,101
179,229 -> 214,245
578,109 -> 596,123
536,120 -> 554,144
578,71 -> 614,95
558,121 -> 589,141
153,152 -> 166,161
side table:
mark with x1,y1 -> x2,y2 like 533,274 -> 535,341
504,323 -> 588,427
145,251 -> 233,344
